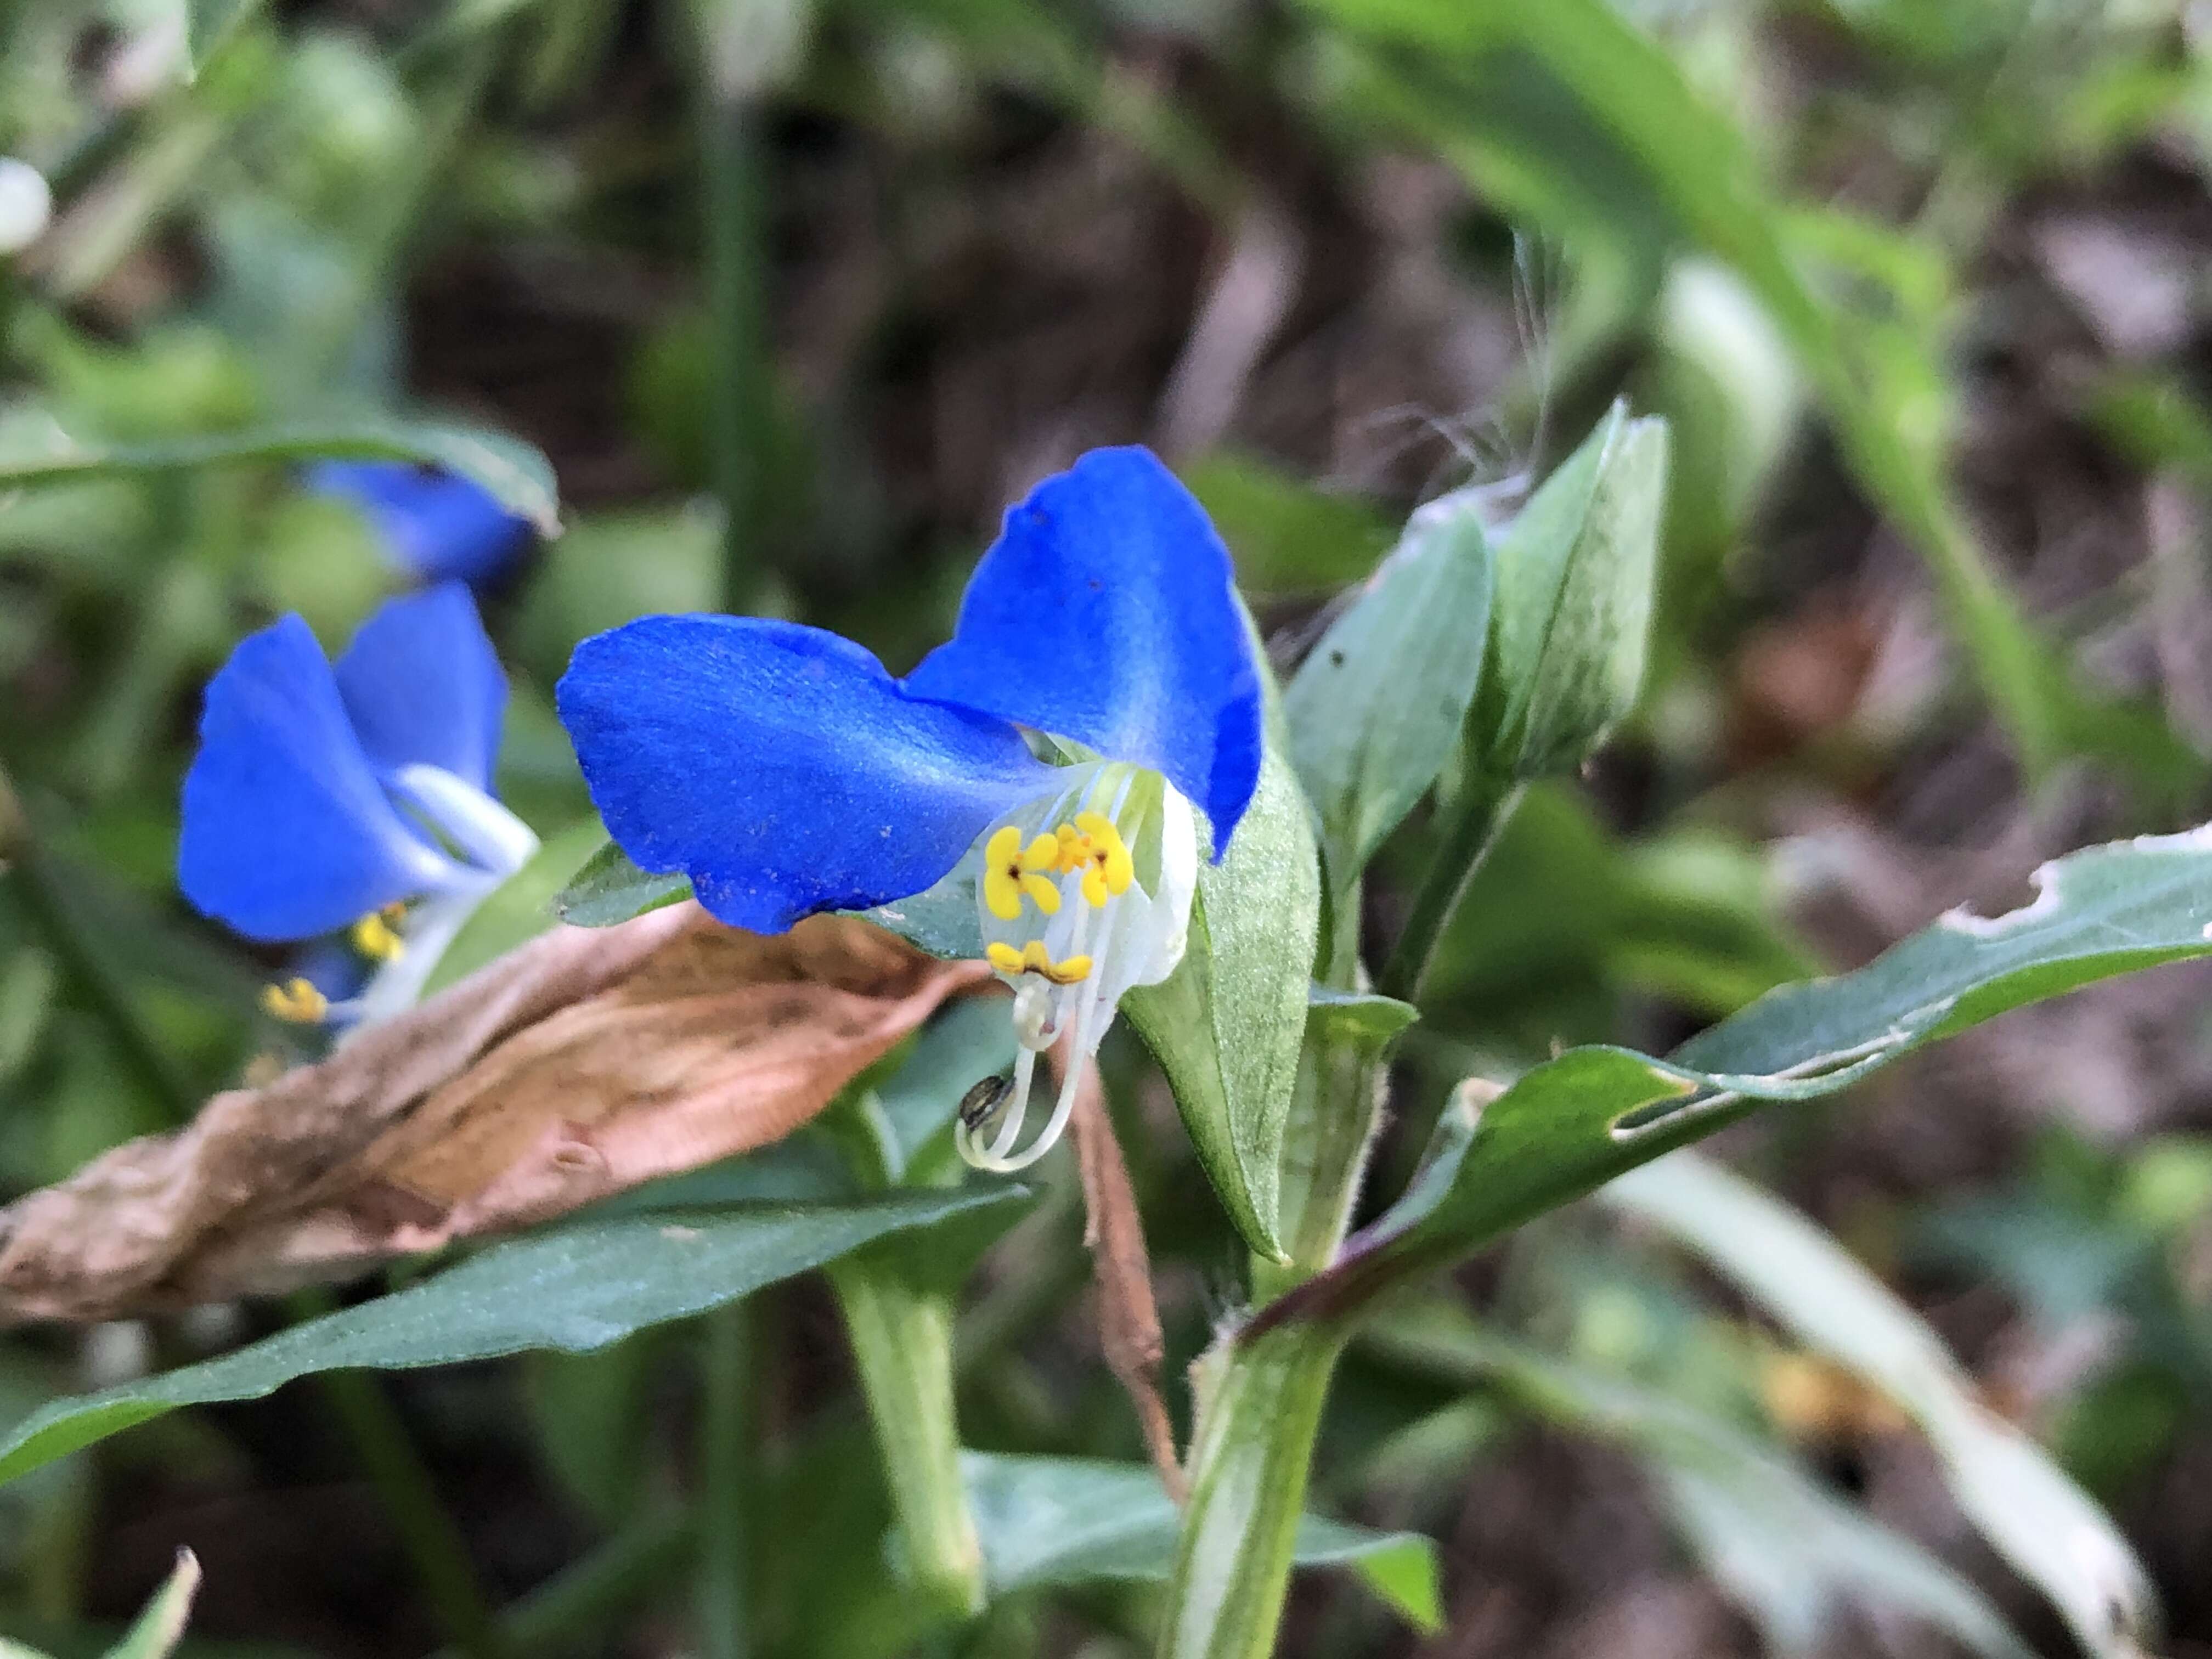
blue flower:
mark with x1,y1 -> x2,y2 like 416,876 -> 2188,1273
179,584 -> 540,1025
307,461 -> 534,586
556,445 -> 1263,1169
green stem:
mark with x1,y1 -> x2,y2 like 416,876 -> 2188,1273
1155,1322 -> 1347,1659
309,1364 -> 510,1659
695,1302 -> 753,1659
694,38 -> 773,606
829,1260 -> 985,1620
1376,769 -> 1523,1005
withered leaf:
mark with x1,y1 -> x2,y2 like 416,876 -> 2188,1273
0,905 -> 989,1323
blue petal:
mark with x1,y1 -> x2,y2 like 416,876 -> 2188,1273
179,616 -> 461,941
308,461 -> 533,586
556,614 -> 1058,933
902,446 -> 1263,856
333,584 -> 507,793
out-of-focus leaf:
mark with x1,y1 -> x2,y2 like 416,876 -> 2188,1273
1182,453 -> 1395,595
515,505 -> 723,685
102,1550 -> 200,1659
1367,1311 -> 2034,1659
1299,0 -> 2200,791
1271,821 -> 2212,1342
425,819 -> 607,995
1122,746 -> 1320,1263
551,840 -> 692,928
961,1452 -> 1440,1632
1284,484 -> 1492,888
0,909 -> 987,1319
1424,785 -> 1808,1044
0,1184 -> 1026,1489
0,417 -> 560,537
1604,1154 -> 2155,1659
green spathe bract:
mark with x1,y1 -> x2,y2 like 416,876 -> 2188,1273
1468,400 -> 1668,782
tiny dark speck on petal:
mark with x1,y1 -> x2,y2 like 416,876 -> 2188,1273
1329,650 -> 1345,667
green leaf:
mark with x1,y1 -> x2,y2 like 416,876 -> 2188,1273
551,839 -> 692,928
1284,484 -> 1492,886
1271,820 -> 2212,1323
1182,452 -> 1396,594
1302,987 -> 1418,1048
0,1187 -> 1026,1489
961,1452 -> 1440,1633
1603,1155 -> 2155,1659
103,1551 -> 200,1659
424,819 -> 608,996
182,0 -> 263,71
1469,402 -> 1667,781
1367,1313 -> 2033,1659
1122,746 -> 1321,1263
0,417 -> 560,538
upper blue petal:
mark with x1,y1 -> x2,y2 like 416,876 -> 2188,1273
308,461 -> 534,586
333,584 -> 507,793
179,615 -> 460,942
557,614 -> 1059,934
902,445 -> 1263,857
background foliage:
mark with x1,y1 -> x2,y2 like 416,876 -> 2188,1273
3,0 -> 2212,1656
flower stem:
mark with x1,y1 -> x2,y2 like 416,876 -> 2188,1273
1155,1321 -> 1347,1659
306,1361 -> 510,1659
695,1301 -> 754,1659
1376,767 -> 1524,1005
829,1258 -> 986,1620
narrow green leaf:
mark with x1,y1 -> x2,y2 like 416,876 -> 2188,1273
182,0 -> 263,70
550,839 -> 692,928
0,1187 -> 1025,1489
1284,488 -> 1492,883
1122,746 -> 1321,1262
1368,1313 -> 2034,1659
0,417 -> 560,537
102,1550 -> 200,1659
424,819 -> 607,995
1269,821 -> 2212,1323
961,1453 -> 1440,1633
1604,1155 -> 2155,1659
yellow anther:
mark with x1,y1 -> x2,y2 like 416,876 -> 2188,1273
351,906 -> 405,962
1070,811 -> 1134,907
1041,951 -> 1092,986
984,940 -> 1092,986
985,826 -> 1066,920
261,977 -> 330,1024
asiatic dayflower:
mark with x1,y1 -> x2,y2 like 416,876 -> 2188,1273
556,446 -> 1262,1172
178,584 -> 540,1028
307,461 -> 535,587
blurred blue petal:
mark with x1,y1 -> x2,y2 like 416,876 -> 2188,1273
308,461 -> 533,586
334,583 -> 506,792
904,446 -> 1263,855
179,616 -> 459,941
557,614 -> 1057,933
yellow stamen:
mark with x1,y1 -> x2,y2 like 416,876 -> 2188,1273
984,939 -> 1092,986
351,906 -> 405,962
261,977 -> 329,1024
984,826 -> 1066,921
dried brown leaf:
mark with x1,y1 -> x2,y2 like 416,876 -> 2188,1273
0,905 -> 988,1323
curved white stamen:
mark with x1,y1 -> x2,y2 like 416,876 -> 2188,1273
390,764 -> 540,879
